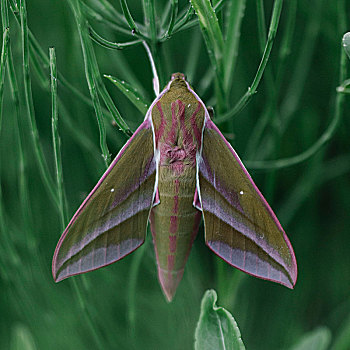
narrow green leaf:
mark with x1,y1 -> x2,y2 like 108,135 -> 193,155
69,0 -> 111,165
81,1 -> 132,37
89,0 -> 126,26
104,74 -> 149,115
142,0 -> 157,42
162,0 -> 178,39
172,4 -> 194,33
11,0 -> 125,130
289,327 -> 331,350
276,0 -> 297,85
88,26 -> 142,50
223,0 -> 246,92
191,0 -> 224,80
50,47 -> 68,230
191,0 -> 226,112
120,0 -> 142,36
194,290 -> 245,350
0,27 -> 9,130
172,0 -> 226,35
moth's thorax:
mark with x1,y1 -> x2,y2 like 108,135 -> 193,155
151,83 -> 205,174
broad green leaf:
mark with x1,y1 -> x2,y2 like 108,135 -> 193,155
289,327 -> 331,350
11,324 -> 37,350
195,289 -> 245,350
104,75 -> 150,115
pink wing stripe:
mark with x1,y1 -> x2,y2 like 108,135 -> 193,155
155,102 -> 166,146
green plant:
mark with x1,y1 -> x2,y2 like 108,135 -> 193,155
1,1 -> 350,349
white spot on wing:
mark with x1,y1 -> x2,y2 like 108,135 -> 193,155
240,190 -> 244,195
111,188 -> 115,192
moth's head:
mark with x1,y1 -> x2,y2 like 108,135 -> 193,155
171,72 -> 186,81
169,73 -> 187,90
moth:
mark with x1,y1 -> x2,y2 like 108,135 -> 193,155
52,73 -> 297,301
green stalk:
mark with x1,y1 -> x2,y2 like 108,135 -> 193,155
120,0 -> 147,39
20,0 -> 59,207
89,0 -> 126,26
143,41 -> 160,95
2,0 -> 33,246
172,4 -> 194,33
82,1 -> 132,37
191,0 -> 226,112
0,15 -> 21,267
142,0 -> 157,42
9,0 -> 127,134
89,26 -> 142,50
104,74 -> 149,114
245,47 -> 347,170
71,279 -> 105,350
69,0 -> 110,166
50,47 -> 68,230
243,0 -> 281,174
216,0 -> 284,121
223,0 -> 246,93
142,0 -> 164,88
0,27 -> 9,130
172,0 -> 226,35
280,0 -> 324,127
161,0 -> 178,39
276,0 -> 297,86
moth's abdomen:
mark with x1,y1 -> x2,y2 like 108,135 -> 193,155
149,166 -> 201,301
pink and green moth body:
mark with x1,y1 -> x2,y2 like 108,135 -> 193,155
52,73 -> 297,301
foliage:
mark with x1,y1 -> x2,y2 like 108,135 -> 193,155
0,0 -> 350,349
195,290 -> 245,350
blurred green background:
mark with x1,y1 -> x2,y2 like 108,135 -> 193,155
1,0 -> 350,349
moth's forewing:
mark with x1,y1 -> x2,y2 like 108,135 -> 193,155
52,72 -> 297,299
197,119 -> 297,288
52,120 -> 156,282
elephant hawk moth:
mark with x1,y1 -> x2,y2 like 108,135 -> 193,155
52,73 -> 297,301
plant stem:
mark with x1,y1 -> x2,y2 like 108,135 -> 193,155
50,47 -> 68,230
216,0 -> 284,122
245,47 -> 347,170
20,0 -> 59,208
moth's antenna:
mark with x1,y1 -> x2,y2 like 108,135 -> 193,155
142,41 -> 160,96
